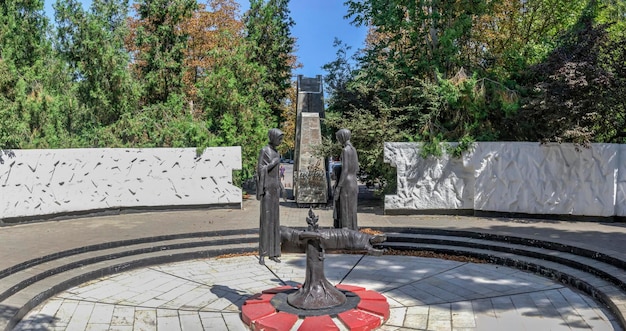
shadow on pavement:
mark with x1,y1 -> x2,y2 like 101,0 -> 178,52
2,303 -> 58,331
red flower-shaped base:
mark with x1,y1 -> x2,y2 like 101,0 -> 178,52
242,284 -> 389,331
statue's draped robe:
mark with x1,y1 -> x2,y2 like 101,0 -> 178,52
336,132 -> 359,230
332,164 -> 342,228
257,131 -> 283,259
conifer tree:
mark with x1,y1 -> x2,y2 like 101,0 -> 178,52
55,0 -> 138,130
244,0 -> 296,122
128,0 -> 197,106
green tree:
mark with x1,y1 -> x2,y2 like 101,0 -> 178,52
244,0 -> 296,122
180,0 -> 244,114
0,0 -> 74,149
0,0 -> 50,70
508,11 -> 626,144
346,0 -> 487,80
128,0 -> 197,106
346,0 -> 588,80
0,58 -> 30,148
196,43 -> 274,181
55,0 -> 138,136
471,0 -> 588,78
322,38 -> 355,109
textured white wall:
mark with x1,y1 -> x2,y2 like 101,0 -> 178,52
384,142 -> 474,211
0,147 -> 242,220
470,142 -> 617,217
385,142 -> 624,217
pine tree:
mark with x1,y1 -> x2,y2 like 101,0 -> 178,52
128,0 -> 197,106
244,0 -> 296,122
55,0 -> 138,130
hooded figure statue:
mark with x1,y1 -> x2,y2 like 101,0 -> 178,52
334,128 -> 359,230
256,128 -> 284,265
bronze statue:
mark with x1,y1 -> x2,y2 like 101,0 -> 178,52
334,129 -> 359,230
331,162 -> 342,228
281,209 -> 386,310
257,128 -> 284,265
280,226 -> 385,255
286,209 -> 347,309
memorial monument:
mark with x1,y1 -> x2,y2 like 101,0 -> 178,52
293,75 -> 329,205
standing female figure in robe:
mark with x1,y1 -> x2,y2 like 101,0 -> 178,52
334,128 -> 359,230
256,128 -> 284,265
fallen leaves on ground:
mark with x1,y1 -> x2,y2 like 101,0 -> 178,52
384,248 -> 488,263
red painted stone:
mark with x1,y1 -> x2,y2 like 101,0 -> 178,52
357,299 -> 390,320
355,290 -> 387,301
254,312 -> 299,331
298,315 -> 339,331
242,285 -> 389,331
338,309 -> 381,331
262,286 -> 296,294
245,293 -> 275,304
241,302 -> 276,325
335,284 -> 366,292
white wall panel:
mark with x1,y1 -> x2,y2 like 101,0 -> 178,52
0,147 -> 242,220
385,142 -> 620,217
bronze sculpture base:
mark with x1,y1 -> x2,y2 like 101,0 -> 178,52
287,279 -> 347,310
271,287 -> 360,317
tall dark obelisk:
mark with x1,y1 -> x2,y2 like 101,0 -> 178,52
293,75 -> 328,205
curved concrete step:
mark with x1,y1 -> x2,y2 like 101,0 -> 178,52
379,240 -> 626,329
381,232 -> 626,292
0,233 -> 259,302
377,227 -> 626,270
0,230 -> 259,331
0,229 -> 259,280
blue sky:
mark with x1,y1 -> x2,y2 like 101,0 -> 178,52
43,0 -> 368,78
285,1 -> 367,77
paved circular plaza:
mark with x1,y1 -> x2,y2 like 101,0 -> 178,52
13,253 -> 621,331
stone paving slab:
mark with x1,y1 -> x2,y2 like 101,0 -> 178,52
14,254 -> 623,331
